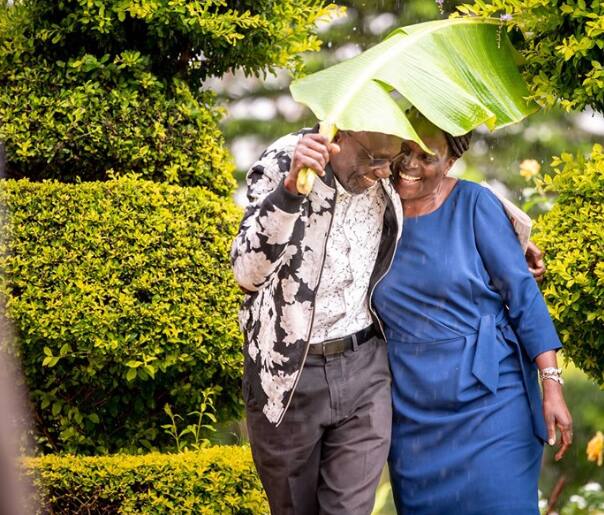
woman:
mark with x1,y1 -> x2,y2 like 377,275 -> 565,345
372,112 -> 573,515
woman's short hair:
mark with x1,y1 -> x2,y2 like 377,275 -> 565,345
444,131 -> 473,159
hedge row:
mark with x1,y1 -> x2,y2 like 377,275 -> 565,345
23,447 -> 268,514
533,144 -> 604,385
0,177 -> 244,454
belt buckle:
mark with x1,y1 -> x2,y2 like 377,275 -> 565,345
321,341 -> 329,357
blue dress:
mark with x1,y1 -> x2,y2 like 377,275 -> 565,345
373,180 -> 561,515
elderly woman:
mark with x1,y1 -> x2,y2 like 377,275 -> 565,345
372,112 -> 573,515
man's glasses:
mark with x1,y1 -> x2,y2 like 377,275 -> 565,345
345,132 -> 407,171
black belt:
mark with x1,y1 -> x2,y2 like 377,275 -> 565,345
307,325 -> 378,357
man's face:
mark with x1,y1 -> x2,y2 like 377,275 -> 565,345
330,131 -> 403,194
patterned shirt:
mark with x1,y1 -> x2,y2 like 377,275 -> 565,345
309,178 -> 387,343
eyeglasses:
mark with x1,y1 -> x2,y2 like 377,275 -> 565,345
345,132 -> 407,171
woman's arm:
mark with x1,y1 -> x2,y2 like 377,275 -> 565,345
474,187 -> 573,459
535,351 -> 573,460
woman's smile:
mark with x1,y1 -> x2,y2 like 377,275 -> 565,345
398,171 -> 422,183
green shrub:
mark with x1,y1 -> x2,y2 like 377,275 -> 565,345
532,144 -> 604,385
0,176 -> 244,454
0,61 -> 236,194
456,0 -> 604,113
23,446 -> 268,514
0,0 -> 337,187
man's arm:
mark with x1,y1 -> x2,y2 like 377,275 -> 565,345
231,133 -> 338,292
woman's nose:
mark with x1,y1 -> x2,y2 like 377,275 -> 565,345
406,155 -> 419,169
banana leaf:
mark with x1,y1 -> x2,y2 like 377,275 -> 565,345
289,17 -> 538,192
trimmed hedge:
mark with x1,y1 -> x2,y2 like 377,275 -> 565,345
533,144 -> 604,385
0,177 -> 244,454
23,446 -> 268,514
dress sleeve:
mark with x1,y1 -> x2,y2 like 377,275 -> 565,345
473,187 -> 562,360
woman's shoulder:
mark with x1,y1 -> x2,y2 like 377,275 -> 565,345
456,179 -> 488,194
455,180 -> 502,205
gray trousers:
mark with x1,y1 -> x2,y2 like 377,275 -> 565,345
244,336 -> 392,515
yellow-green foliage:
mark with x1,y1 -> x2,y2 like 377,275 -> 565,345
0,0 -> 337,188
23,447 -> 268,514
533,144 -> 604,385
456,0 -> 604,113
0,177 -> 244,454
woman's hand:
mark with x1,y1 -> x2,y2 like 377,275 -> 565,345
542,380 -> 573,461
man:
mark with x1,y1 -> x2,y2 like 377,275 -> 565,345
231,127 -> 544,514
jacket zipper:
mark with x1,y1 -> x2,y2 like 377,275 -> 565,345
276,188 -> 337,426
369,184 -> 403,339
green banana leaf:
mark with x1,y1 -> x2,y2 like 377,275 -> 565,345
290,17 -> 538,150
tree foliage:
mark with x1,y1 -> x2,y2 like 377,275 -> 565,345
457,0 -> 604,114
0,0 -> 336,188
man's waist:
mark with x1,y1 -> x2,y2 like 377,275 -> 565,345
307,324 -> 378,357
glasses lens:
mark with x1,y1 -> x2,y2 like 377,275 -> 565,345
369,158 -> 390,169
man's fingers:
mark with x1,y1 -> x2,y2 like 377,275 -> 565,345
526,240 -> 543,260
297,156 -> 325,176
303,133 -> 330,147
303,138 -> 331,163
299,148 -> 327,170
529,266 -> 545,282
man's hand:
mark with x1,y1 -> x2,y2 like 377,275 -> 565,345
525,240 -> 545,282
284,134 -> 340,195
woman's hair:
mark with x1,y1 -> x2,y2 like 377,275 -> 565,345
406,107 -> 473,159
444,131 -> 473,159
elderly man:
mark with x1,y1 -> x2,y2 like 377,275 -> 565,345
231,127 -> 544,515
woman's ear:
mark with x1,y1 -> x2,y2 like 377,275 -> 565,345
444,156 -> 457,175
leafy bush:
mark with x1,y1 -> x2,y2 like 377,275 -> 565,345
532,145 -> 604,385
0,61 -> 236,194
0,0 -> 337,187
23,446 -> 268,514
456,0 -> 604,113
0,176 -> 244,454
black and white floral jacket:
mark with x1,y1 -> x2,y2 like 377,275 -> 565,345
231,130 -> 403,425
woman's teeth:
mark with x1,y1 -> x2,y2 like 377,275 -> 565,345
399,172 -> 421,182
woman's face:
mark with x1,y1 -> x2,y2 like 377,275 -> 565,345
392,130 -> 455,201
